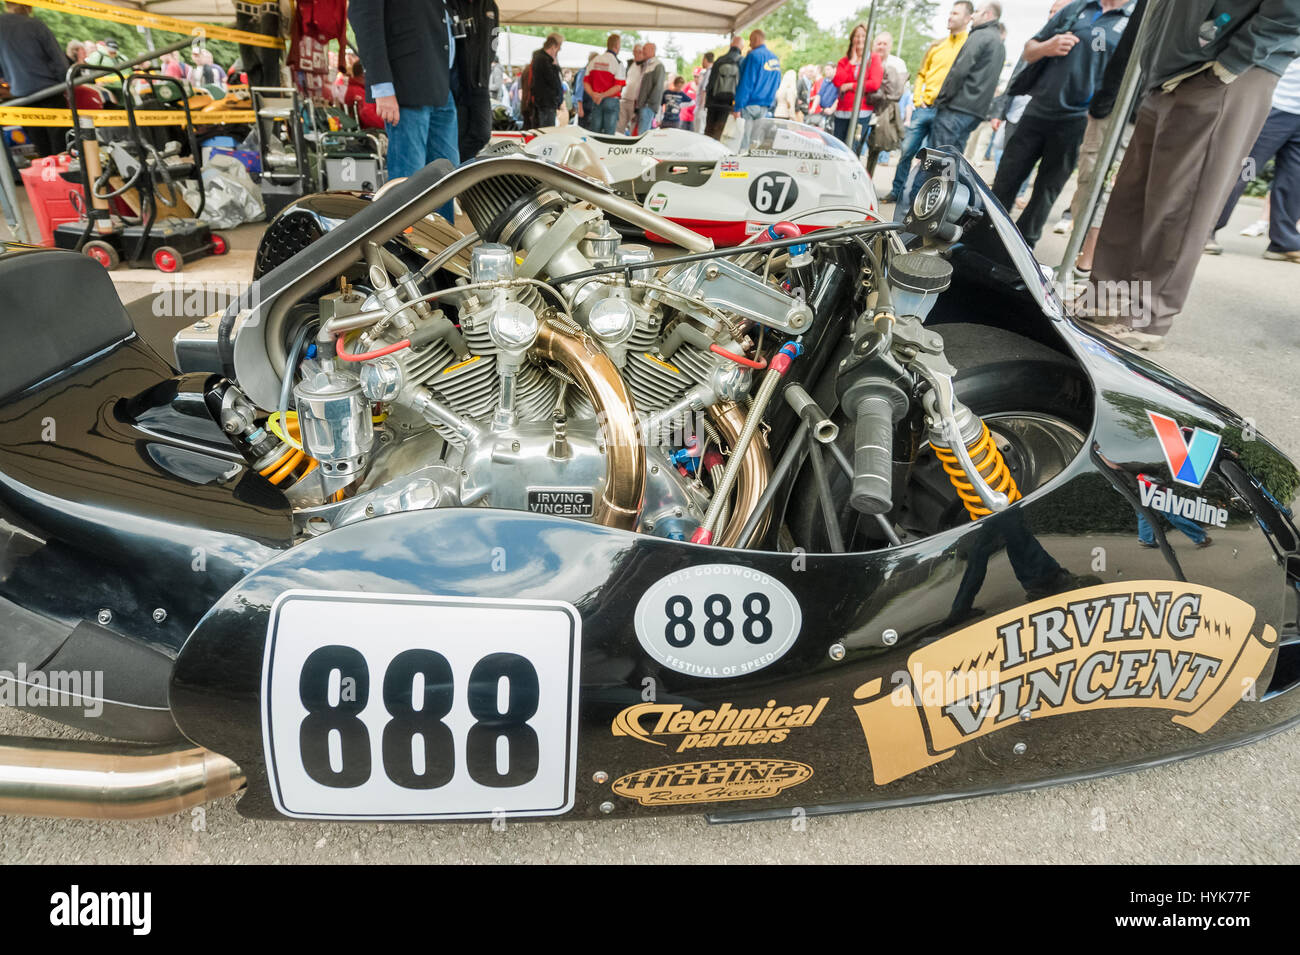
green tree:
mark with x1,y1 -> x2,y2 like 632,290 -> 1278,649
33,9 -> 242,73
744,0 -> 940,75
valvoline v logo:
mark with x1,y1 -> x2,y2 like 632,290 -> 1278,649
1147,411 -> 1221,488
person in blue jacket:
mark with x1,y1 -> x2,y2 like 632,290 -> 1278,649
733,29 -> 782,150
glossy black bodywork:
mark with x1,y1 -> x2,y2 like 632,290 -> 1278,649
0,328 -> 291,739
170,326 -> 1300,817
4,152 -> 1300,819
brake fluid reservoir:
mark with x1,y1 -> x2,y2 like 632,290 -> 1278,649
294,372 -> 374,478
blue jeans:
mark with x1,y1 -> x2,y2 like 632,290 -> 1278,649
386,92 -> 459,222
912,109 -> 983,207
890,105 -> 936,200
738,104 -> 768,151
638,105 -> 655,134
591,96 -> 620,134
832,115 -> 870,155
929,109 -> 981,155
1214,105 -> 1300,254
1137,512 -> 1207,546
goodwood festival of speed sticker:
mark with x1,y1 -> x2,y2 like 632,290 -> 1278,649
633,564 -> 802,678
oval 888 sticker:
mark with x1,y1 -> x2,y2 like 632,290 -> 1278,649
634,564 -> 802,678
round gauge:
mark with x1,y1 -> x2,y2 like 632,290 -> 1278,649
912,177 -> 950,220
488,300 -> 540,349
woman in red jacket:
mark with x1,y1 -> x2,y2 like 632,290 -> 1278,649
832,22 -> 883,155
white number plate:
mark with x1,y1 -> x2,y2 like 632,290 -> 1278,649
261,591 -> 581,820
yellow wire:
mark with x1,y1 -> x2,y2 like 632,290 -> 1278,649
267,410 -> 303,451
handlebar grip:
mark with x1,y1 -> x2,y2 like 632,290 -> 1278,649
850,393 -> 896,515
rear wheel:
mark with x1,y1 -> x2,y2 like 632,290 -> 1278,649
210,233 -> 229,255
152,245 -> 182,273
83,240 -> 119,270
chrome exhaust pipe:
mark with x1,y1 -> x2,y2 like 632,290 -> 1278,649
0,737 -> 244,820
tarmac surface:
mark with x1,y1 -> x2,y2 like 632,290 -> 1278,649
1,156 -> 1297,864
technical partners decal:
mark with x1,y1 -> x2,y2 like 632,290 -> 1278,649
612,696 -> 828,751
851,581 -> 1275,785
611,758 -> 813,806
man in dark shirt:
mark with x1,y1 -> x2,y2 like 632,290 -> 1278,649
705,36 -> 743,140
991,0 -> 1136,248
448,0 -> 500,162
0,3 -> 71,157
525,33 -> 564,127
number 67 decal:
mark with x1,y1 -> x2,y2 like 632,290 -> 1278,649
749,172 -> 799,215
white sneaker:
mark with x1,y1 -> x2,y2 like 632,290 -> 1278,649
1240,220 -> 1267,237
1052,214 -> 1073,235
1108,326 -> 1167,352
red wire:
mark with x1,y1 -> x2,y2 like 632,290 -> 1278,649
710,344 -> 767,369
335,334 -> 411,362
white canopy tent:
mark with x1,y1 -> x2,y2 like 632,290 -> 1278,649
493,0 -> 786,33
497,34 -> 606,69
105,0 -> 787,35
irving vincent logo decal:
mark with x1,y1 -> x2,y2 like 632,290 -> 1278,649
851,581 -> 1275,785
1148,411 -> 1221,488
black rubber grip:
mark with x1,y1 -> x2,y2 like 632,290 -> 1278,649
850,393 -> 896,515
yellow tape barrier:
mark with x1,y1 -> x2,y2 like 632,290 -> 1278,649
24,0 -> 284,49
0,106 -> 256,126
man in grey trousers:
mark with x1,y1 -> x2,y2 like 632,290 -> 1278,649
1085,0 -> 1300,350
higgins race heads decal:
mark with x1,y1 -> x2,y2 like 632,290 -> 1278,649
852,581 -> 1275,785
611,697 -> 828,752
1148,411 -> 1221,488
611,759 -> 812,806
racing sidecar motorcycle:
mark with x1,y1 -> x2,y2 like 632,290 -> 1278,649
490,118 -> 878,246
0,149 -> 1296,822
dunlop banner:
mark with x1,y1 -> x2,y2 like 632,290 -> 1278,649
0,107 -> 255,127
852,581 -> 1276,785
20,0 -> 283,49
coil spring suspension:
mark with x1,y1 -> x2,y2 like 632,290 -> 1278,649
258,415 -> 318,487
931,421 -> 1022,520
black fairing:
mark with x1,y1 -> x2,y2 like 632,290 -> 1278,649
3,151 -> 1298,819
0,249 -> 292,740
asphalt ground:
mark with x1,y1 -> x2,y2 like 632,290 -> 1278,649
1,159 -> 1297,864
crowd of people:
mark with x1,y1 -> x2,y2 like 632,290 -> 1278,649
674,0 -> 1296,353
0,2 -> 249,157
6,0 -> 1298,351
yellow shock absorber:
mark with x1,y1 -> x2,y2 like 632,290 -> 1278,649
931,421 -> 1022,520
256,416 -> 318,487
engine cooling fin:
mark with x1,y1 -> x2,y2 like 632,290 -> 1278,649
458,168 -> 564,245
